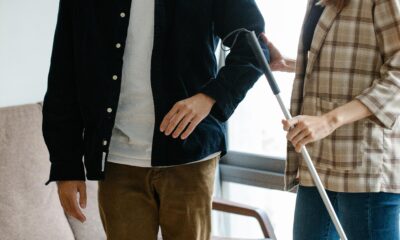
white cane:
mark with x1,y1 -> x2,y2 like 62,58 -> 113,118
246,31 -> 348,240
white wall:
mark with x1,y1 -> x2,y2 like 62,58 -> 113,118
0,0 -> 59,107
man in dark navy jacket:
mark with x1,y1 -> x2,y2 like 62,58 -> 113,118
43,0 -> 270,239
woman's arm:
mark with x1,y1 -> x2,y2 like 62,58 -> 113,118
284,0 -> 400,152
355,0 -> 400,130
282,99 -> 372,152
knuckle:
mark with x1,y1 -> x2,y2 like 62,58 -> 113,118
177,101 -> 186,107
182,105 -> 190,111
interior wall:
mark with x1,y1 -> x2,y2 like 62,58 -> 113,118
0,0 -> 59,107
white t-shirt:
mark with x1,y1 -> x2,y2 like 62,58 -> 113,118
108,0 -> 219,167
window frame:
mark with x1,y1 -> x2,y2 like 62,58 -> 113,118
220,151 -> 285,190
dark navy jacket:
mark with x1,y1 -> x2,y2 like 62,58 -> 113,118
43,0 -> 270,184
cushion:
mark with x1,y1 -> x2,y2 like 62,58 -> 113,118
0,103 -> 75,240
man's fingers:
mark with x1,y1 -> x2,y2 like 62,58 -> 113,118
57,181 -> 87,223
78,184 -> 87,209
172,114 -> 195,139
62,195 -> 75,216
160,104 -> 179,132
164,109 -> 188,136
66,195 -> 86,223
181,117 -> 202,140
58,194 -> 67,211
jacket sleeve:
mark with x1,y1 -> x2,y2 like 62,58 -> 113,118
200,0 -> 270,122
42,0 -> 85,185
355,0 -> 400,129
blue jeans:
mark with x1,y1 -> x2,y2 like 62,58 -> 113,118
293,186 -> 400,240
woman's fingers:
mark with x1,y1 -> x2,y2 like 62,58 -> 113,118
291,128 -> 311,146
282,117 -> 301,130
286,118 -> 306,141
282,119 -> 290,131
295,135 -> 314,152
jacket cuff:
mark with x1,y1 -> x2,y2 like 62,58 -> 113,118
200,78 -> 235,122
45,161 -> 86,185
356,93 -> 398,130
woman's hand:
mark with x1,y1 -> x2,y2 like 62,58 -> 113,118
282,100 -> 373,152
260,33 -> 296,73
282,115 -> 337,152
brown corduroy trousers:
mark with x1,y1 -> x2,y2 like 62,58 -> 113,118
98,157 -> 218,240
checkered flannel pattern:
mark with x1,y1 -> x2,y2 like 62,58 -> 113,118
285,0 -> 400,193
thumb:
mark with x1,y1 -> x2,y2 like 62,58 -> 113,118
78,183 -> 87,209
282,119 -> 291,131
287,116 -> 301,128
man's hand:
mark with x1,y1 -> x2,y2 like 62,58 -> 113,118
57,181 -> 87,223
160,93 -> 216,140
260,33 -> 296,73
282,115 -> 338,153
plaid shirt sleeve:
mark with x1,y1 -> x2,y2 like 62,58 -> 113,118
356,0 -> 400,129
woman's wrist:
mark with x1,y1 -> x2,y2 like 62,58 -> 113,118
323,100 -> 373,131
323,111 -> 343,131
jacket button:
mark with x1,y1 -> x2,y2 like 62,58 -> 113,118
107,108 -> 113,113
103,140 -> 108,146
116,43 -> 122,49
120,12 -> 126,18
112,75 -> 118,80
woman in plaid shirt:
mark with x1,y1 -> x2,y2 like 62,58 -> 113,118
268,0 -> 400,239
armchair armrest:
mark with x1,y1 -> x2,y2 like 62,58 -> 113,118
212,198 -> 277,240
